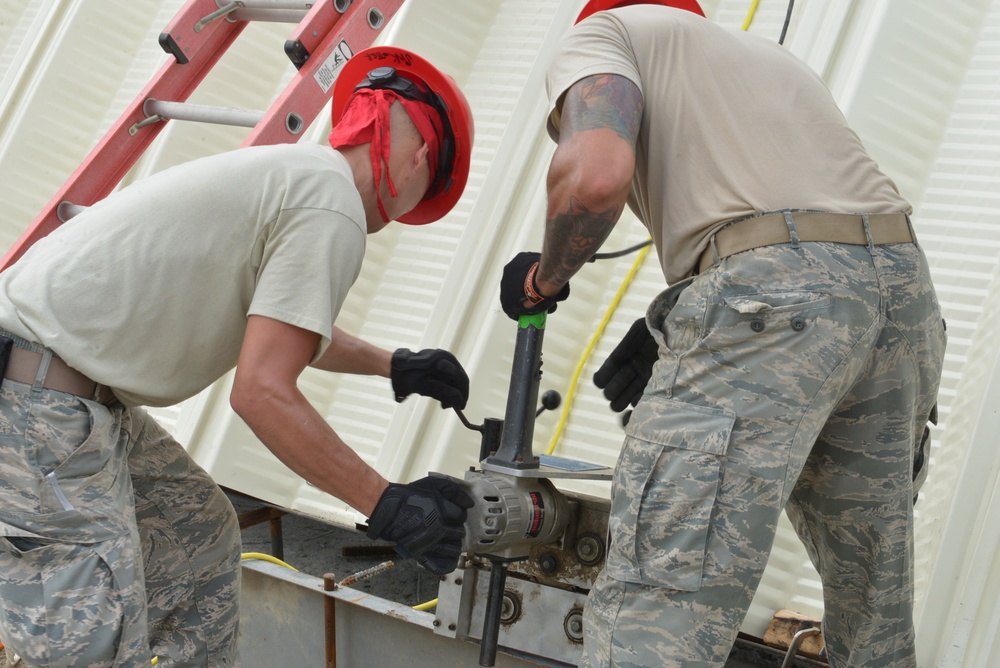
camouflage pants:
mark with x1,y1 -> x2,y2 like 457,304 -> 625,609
0,345 -> 242,667
581,235 -> 946,668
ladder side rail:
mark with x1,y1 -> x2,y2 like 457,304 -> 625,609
159,0 -> 252,65
284,0 -> 345,70
1,0 -> 252,271
0,22 -> 245,272
241,0 -> 405,148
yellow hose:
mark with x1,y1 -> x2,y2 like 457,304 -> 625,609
240,552 -> 299,571
741,0 -> 760,31
546,242 -> 652,456
413,598 -> 438,611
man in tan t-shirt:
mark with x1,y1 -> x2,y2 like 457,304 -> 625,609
0,47 -> 475,667
500,3 -> 945,667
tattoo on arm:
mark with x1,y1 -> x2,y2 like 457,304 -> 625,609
560,74 -> 643,147
544,197 -> 619,285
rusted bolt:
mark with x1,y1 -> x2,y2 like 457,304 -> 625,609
500,590 -> 522,625
539,553 -> 559,574
576,533 -> 604,566
564,609 -> 584,643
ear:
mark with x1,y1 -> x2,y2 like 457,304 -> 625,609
413,141 -> 430,173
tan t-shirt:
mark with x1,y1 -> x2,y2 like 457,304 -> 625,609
546,7 -> 911,284
0,143 -> 366,407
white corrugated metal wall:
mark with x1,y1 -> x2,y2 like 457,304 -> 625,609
1,1 -> 998,665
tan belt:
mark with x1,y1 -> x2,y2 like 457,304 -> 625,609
3,345 -> 117,406
698,211 -> 915,274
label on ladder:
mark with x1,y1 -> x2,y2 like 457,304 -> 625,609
314,41 -> 354,94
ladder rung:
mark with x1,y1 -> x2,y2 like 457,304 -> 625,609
141,99 -> 264,128
237,1 -> 318,9
194,0 -> 314,32
56,202 -> 88,223
197,0 -> 314,30
231,8 -> 311,23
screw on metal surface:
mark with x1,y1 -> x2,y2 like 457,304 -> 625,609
575,533 -> 604,566
500,591 -> 522,624
563,609 -> 584,643
538,553 -> 559,574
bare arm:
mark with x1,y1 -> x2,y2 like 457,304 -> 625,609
310,325 -> 392,376
231,315 -> 388,516
536,74 -> 643,297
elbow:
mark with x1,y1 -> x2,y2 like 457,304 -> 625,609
579,172 -> 632,211
548,145 -> 633,213
229,380 -> 255,421
230,371 -> 276,423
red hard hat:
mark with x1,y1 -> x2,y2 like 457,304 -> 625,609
575,0 -> 704,23
330,47 -> 474,225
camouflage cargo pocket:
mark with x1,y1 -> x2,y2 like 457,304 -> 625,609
606,395 -> 735,591
0,535 -> 125,666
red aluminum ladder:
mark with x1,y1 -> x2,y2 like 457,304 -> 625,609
1,0 -> 405,271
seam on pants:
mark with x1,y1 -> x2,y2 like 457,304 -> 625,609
134,486 -> 207,661
776,312 -> 883,506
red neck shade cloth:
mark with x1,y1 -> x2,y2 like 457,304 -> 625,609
328,88 -> 444,223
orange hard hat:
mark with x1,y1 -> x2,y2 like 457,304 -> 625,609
331,47 -> 474,225
575,0 -> 705,23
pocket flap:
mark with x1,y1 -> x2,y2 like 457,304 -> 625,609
624,395 -> 735,456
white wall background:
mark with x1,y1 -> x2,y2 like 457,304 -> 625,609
2,1 -> 999,665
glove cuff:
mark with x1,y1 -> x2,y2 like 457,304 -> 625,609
390,348 -> 412,403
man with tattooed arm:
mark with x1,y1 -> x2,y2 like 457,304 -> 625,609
498,2 -> 945,667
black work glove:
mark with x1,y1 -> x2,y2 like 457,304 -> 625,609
391,349 -> 470,410
366,476 -> 475,575
593,318 -> 658,412
499,251 -> 570,320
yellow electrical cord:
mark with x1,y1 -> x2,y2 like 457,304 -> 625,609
545,241 -> 652,456
413,598 -> 438,611
241,551 -> 437,611
741,0 -> 760,31
240,552 -> 299,571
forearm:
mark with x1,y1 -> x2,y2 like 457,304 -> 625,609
311,326 -> 393,376
536,136 -> 631,295
233,382 -> 388,516
537,194 -> 619,295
